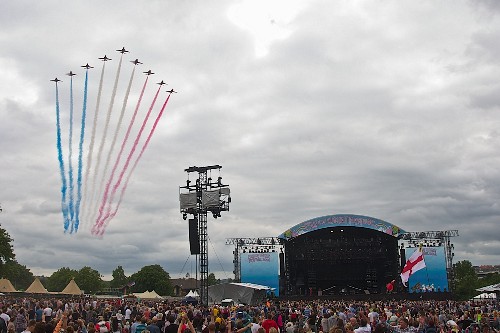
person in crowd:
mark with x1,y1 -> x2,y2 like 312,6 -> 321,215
21,320 -> 36,333
42,306 -> 52,324
353,317 -> 370,333
261,315 -> 279,333
389,318 -> 418,333
111,317 -> 122,333
35,308 -> 43,324
146,319 -> 161,333
15,308 -> 27,333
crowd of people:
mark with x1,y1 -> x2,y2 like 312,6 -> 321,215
0,296 -> 498,333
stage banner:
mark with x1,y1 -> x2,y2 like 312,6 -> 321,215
241,252 -> 280,296
408,246 -> 449,293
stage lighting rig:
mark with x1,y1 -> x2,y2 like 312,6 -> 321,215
179,165 -> 231,306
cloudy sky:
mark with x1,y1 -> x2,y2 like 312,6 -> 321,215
1,0 -> 499,282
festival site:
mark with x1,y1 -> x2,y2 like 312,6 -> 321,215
2,3 -> 500,333
0,213 -> 499,333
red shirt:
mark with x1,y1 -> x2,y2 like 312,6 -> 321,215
261,319 -> 279,333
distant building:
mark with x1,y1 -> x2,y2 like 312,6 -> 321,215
170,278 -> 198,297
474,265 -> 500,278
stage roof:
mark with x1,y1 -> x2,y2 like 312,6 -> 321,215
278,214 -> 406,240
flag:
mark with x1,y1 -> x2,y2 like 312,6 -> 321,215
400,248 -> 426,286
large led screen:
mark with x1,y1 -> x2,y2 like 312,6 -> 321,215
408,246 -> 448,293
241,252 -> 279,296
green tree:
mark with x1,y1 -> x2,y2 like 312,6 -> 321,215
2,261 -> 34,290
477,272 -> 500,288
130,264 -> 172,296
453,260 -> 478,300
76,266 -> 103,294
0,224 -> 15,275
46,267 -> 78,292
207,273 -> 219,286
111,265 -> 128,288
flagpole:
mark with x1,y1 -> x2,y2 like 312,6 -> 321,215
417,243 -> 430,292
422,246 -> 431,292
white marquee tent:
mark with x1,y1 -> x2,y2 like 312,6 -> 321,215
208,282 -> 274,305
472,292 -> 497,299
476,283 -> 500,293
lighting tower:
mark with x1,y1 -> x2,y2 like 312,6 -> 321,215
179,165 -> 231,306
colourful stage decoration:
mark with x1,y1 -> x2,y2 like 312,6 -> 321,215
278,214 -> 406,240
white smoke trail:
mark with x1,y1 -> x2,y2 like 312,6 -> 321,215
81,61 -> 107,230
88,55 -> 123,226
93,65 -> 136,228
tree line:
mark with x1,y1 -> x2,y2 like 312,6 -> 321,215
453,260 -> 500,300
0,223 -> 219,295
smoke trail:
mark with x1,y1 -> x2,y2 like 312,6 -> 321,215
92,77 -> 158,233
88,56 -> 123,226
93,67 -> 141,229
93,60 -> 135,223
74,69 -> 89,232
81,60 -> 107,229
68,75 -> 75,233
97,93 -> 172,236
54,81 -> 70,232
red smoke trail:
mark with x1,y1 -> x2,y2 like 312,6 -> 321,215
91,75 -> 149,234
97,93 -> 172,236
94,55 -> 134,226
93,84 -> 162,233
92,83 -> 162,234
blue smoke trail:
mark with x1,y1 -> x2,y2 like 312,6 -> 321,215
74,69 -> 89,233
68,75 -> 75,233
54,82 -> 70,232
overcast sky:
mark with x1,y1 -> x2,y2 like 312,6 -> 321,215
1,0 -> 499,282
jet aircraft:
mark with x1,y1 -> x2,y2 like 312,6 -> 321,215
131,59 -> 142,65
144,70 -> 154,75
98,55 -> 112,61
66,71 -> 76,77
81,63 -> 94,69
157,80 -> 167,86
166,88 -> 177,94
50,78 -> 62,83
117,47 -> 129,54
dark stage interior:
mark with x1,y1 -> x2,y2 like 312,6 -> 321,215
283,226 -> 400,296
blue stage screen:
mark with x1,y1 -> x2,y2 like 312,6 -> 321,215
240,252 -> 279,296
408,246 -> 448,293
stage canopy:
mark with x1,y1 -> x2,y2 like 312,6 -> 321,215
186,290 -> 199,298
61,279 -> 83,295
0,278 -> 17,293
208,282 -> 274,305
25,277 -> 48,294
134,290 -> 164,299
278,214 -> 406,240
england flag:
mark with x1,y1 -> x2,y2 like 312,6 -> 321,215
400,248 -> 426,286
